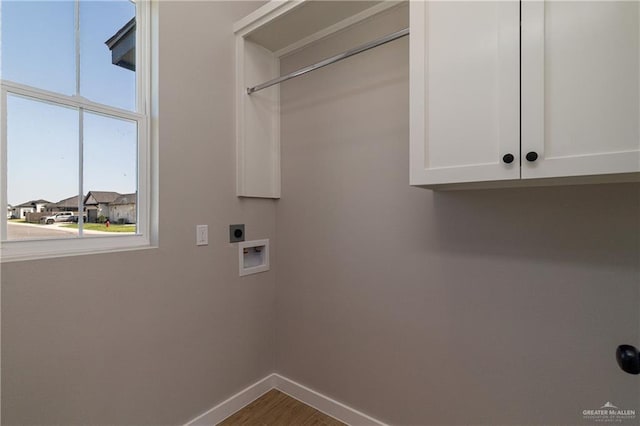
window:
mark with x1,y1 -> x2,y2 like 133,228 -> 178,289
1,0 -> 155,261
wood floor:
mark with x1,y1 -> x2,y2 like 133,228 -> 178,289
218,389 -> 345,426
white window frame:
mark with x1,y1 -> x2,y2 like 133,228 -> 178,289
0,0 -> 157,262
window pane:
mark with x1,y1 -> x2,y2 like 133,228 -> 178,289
1,0 -> 76,95
6,95 -> 79,241
80,0 -> 136,111
83,112 -> 137,236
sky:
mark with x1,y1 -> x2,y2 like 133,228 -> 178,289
1,0 -> 137,206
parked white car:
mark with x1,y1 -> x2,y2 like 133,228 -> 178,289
42,212 -> 74,224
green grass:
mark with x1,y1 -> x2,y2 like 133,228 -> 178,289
62,223 -> 136,233
8,218 -> 26,223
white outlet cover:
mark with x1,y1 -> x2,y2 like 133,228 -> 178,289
196,225 -> 208,246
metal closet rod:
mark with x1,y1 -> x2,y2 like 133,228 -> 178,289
246,27 -> 410,95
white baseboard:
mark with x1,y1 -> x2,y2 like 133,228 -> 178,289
272,374 -> 387,426
185,374 -> 277,425
184,373 -> 387,426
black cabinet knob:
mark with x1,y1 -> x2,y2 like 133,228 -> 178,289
502,153 -> 514,164
525,151 -> 539,162
616,344 -> 640,375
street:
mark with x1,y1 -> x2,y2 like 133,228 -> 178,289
7,221 -> 79,239
6,221 -> 133,240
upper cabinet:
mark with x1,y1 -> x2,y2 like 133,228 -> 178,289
411,0 -> 640,188
410,1 -> 520,186
521,1 -> 640,180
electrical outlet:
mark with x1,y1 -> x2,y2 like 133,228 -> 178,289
229,224 -> 245,243
196,225 -> 208,246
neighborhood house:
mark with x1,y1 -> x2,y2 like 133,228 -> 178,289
8,199 -> 50,219
9,191 -> 136,224
84,191 -> 137,224
107,194 -> 137,224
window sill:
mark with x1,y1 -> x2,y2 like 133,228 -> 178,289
0,234 -> 157,263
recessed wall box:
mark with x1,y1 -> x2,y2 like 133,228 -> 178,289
239,239 -> 270,276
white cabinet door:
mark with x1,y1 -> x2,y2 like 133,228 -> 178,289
522,1 -> 640,179
410,1 -> 520,186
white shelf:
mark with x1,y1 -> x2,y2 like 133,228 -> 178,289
234,0 -> 403,198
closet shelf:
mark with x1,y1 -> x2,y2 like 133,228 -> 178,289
234,0 -> 404,199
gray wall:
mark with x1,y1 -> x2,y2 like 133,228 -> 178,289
276,4 -> 640,425
2,2 -> 639,426
1,2 -> 274,425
